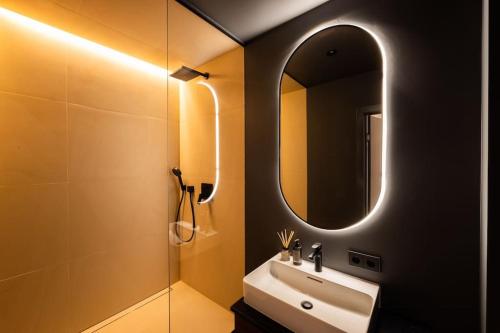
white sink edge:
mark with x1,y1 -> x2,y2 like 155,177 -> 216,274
245,254 -> 380,299
244,280 -> 372,332
243,253 -> 380,333
244,283 -> 350,333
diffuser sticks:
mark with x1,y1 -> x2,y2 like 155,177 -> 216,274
277,229 -> 294,249
277,229 -> 294,261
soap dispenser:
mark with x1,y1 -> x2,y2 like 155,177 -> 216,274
292,239 -> 302,265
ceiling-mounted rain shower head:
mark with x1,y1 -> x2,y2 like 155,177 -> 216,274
170,66 -> 209,81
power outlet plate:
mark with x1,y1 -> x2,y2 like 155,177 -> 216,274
348,250 -> 382,272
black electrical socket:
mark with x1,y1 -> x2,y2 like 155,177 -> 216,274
348,251 -> 364,268
365,254 -> 382,272
348,250 -> 382,272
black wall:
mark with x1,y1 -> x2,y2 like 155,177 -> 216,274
307,71 -> 381,229
245,0 -> 482,331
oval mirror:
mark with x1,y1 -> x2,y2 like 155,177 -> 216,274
280,25 -> 383,230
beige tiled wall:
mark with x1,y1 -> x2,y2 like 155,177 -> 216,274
0,2 -> 173,331
177,47 -> 245,310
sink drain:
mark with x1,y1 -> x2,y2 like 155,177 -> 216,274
301,300 -> 313,310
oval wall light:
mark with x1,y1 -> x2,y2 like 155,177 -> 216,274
197,81 -> 220,204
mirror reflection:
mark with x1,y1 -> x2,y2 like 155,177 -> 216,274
280,25 -> 383,230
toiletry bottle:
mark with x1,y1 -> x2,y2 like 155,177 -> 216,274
292,239 -> 302,265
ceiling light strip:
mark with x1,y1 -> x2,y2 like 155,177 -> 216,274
0,7 -> 169,78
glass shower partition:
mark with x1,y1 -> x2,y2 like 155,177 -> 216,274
167,1 -> 246,331
0,2 -> 171,332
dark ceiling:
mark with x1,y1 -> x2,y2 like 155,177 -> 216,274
176,0 -> 329,44
284,25 -> 382,88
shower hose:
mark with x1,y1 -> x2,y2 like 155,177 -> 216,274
175,187 -> 196,243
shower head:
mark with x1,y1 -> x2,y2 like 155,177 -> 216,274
171,167 -> 186,191
170,66 -> 209,81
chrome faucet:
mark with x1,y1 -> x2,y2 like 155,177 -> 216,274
308,243 -> 322,272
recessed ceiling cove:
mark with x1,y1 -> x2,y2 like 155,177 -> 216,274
285,25 -> 382,87
176,0 -> 330,44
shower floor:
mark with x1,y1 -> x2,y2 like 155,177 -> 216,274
93,281 -> 234,333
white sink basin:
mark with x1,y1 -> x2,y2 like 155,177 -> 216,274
243,254 -> 380,333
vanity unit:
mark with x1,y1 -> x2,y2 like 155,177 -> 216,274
231,299 -> 292,333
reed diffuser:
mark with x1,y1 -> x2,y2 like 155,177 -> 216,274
277,229 -> 294,261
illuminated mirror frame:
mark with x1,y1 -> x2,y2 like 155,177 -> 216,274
278,23 -> 388,232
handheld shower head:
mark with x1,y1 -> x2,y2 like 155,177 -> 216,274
172,167 -> 182,177
171,167 -> 186,191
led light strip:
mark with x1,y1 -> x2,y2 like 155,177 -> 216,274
480,1 -> 489,331
197,81 -> 220,204
0,7 -> 169,78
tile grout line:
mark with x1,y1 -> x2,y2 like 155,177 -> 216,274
0,181 -> 69,189
0,259 -> 76,285
65,43 -> 70,183
0,268 -> 44,284
0,90 -> 167,121
0,90 -> 66,103
64,42 -> 72,330
67,101 -> 168,121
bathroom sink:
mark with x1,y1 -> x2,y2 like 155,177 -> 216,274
243,254 -> 380,333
